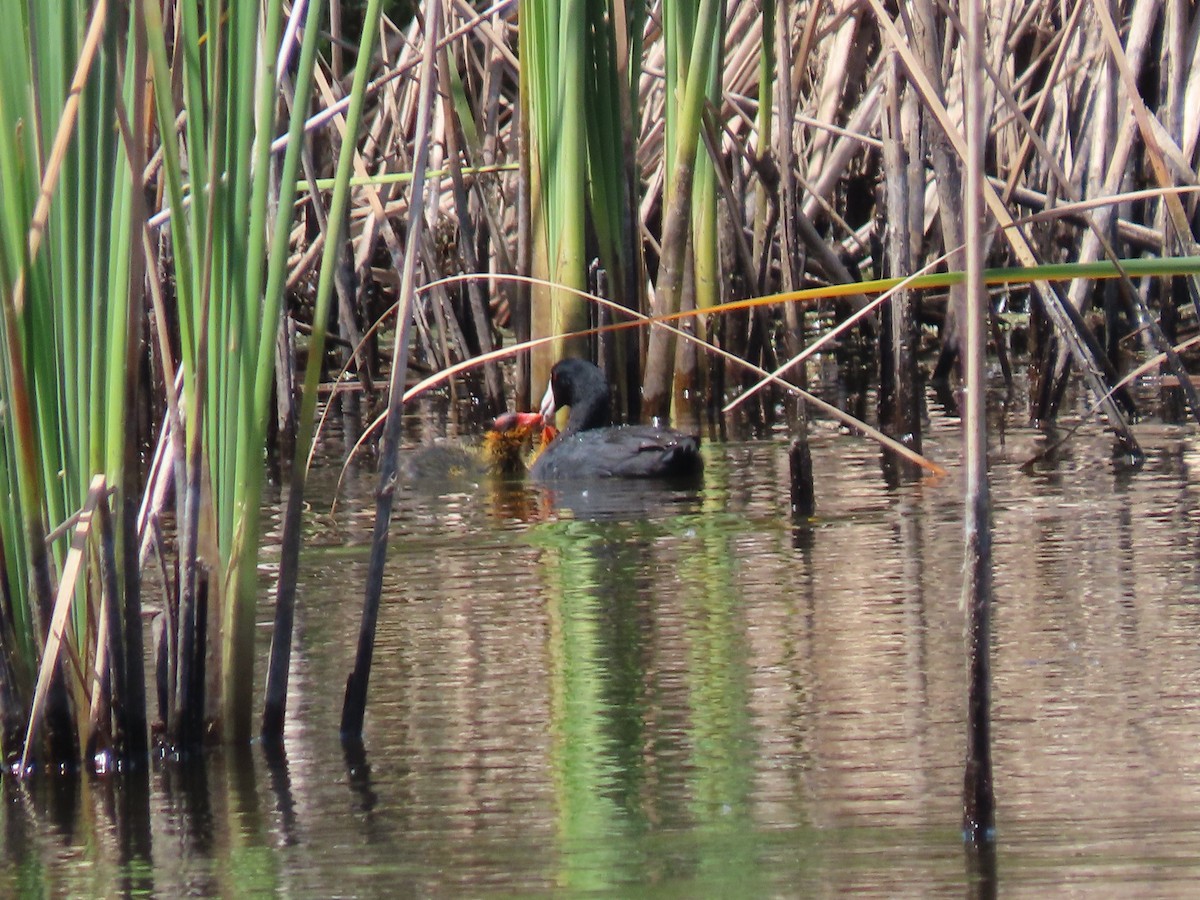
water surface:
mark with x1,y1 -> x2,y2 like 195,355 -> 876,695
4,410 -> 1200,896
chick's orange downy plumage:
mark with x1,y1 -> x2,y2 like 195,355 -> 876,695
484,411 -> 554,475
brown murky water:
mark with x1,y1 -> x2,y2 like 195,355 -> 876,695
5,397 -> 1200,896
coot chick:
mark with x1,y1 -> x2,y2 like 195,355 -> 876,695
531,358 -> 703,480
401,412 -> 546,483
489,411 -> 556,473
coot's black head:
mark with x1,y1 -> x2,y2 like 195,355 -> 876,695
539,358 -> 613,432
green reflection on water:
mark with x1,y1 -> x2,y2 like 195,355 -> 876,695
530,501 -> 780,894
536,520 -> 634,893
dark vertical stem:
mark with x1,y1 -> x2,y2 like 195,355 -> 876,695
596,269 -> 616,407
0,542 -> 26,766
262,483 -> 304,742
775,0 -> 813,505
788,438 -> 814,520
14,417 -> 74,767
152,608 -> 169,731
185,572 -> 208,751
273,316 -> 298,474
118,478 -> 148,765
898,81 -> 924,452
173,431 -> 204,753
966,844 -> 998,899
962,0 -> 995,848
120,0 -> 149,765
334,238 -> 364,447
342,0 -> 441,739
963,486 -> 994,844
260,1 -> 331,741
97,492 -> 125,756
879,54 -> 923,482
879,57 -> 906,426
1160,278 -> 1183,420
342,736 -> 375,810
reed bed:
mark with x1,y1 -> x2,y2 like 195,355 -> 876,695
0,0 -> 1197,772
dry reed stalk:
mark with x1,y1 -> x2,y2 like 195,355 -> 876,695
1001,0 -> 1087,202
976,0 -> 1198,423
867,0 -> 1141,454
1062,0 -> 1159,315
1095,0 -> 1200,276
800,76 -> 883,221
216,0 -> 1200,481
879,52 -> 923,465
300,71 -> 375,422
774,0 -> 806,301
723,4 -> 768,114
804,0 -> 862,181
20,476 -> 108,773
320,11 -> 475,385
996,181 -> 1162,250
906,0 -> 966,384
936,0 -> 1152,400
1179,19 -> 1200,164
436,33 -> 505,412
775,0 -> 816,501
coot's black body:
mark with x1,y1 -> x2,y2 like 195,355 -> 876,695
530,358 -> 703,481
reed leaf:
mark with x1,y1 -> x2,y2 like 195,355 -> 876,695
0,0 -> 147,767
521,0 -> 591,393
585,0 -> 647,417
139,0 -> 319,745
260,0 -> 329,741
642,0 -> 723,418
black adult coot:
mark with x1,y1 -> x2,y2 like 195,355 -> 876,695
530,358 -> 703,480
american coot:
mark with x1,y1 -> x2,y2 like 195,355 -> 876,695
531,358 -> 703,480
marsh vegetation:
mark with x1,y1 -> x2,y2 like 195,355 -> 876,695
0,0 -> 1197,831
